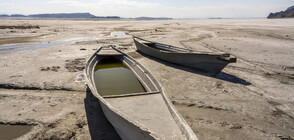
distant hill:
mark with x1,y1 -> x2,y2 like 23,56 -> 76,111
29,13 -> 96,18
134,17 -> 172,20
207,17 -> 222,19
268,5 -> 294,18
0,14 -> 9,17
0,13 -> 120,19
0,13 -> 174,20
10,14 -> 27,17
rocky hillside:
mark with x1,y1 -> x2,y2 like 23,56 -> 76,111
268,6 -> 294,18
29,13 -> 96,18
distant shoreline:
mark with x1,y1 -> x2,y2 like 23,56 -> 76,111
0,12 -> 273,20
0,13 -> 172,20
0,17 -> 272,21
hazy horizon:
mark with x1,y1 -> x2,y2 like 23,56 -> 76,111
0,0 -> 293,18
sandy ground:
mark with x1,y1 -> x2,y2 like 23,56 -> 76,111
0,18 -> 293,140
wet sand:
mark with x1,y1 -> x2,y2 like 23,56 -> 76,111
0,124 -> 32,139
0,18 -> 293,140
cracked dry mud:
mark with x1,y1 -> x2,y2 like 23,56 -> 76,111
0,19 -> 294,140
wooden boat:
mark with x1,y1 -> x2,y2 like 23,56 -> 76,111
133,36 -> 237,74
85,46 -> 198,140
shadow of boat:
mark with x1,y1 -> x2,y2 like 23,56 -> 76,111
136,51 -> 251,86
84,86 -> 121,140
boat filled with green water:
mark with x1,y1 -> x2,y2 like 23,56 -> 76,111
85,45 -> 198,140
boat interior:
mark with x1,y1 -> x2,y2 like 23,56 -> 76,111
141,40 -> 237,63
135,37 -> 235,57
143,42 -> 190,53
95,49 -> 161,98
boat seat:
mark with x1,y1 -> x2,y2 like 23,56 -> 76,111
103,91 -> 161,98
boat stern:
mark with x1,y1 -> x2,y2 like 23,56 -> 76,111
218,53 -> 237,63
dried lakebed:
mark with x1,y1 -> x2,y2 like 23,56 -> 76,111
0,19 -> 293,140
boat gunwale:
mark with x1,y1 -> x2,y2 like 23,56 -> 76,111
102,91 -> 161,98
85,46 -> 198,140
133,36 -> 228,56
120,52 -> 158,93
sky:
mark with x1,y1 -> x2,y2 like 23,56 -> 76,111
0,0 -> 293,18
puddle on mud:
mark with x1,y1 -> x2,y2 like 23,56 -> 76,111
109,31 -> 131,38
0,124 -> 33,139
0,31 -> 131,54
94,57 -> 146,96
0,38 -> 96,54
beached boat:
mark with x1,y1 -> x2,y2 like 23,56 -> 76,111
85,46 -> 198,140
133,36 -> 237,74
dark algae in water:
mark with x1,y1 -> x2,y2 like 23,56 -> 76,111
0,124 -> 33,139
94,57 -> 146,96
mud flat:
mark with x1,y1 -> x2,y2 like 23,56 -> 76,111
0,18 -> 293,139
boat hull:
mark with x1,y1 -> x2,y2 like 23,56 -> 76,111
133,37 -> 236,74
85,46 -> 198,140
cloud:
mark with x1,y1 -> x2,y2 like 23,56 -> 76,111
0,2 -> 45,14
45,0 -> 160,17
47,0 -> 159,9
47,0 -> 82,6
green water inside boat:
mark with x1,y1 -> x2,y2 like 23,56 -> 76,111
94,58 -> 146,96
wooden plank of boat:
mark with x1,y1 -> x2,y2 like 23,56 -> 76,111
133,36 -> 237,74
85,46 -> 198,140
